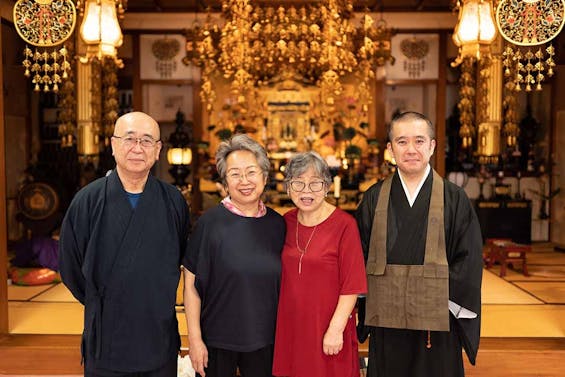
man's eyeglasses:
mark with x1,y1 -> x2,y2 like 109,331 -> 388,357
112,135 -> 160,148
289,180 -> 325,192
226,169 -> 263,182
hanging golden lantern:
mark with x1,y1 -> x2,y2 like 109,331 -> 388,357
13,0 -> 77,92
79,0 -> 124,65
452,0 -> 497,67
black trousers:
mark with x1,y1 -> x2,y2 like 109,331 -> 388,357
85,355 -> 177,377
196,345 -> 274,377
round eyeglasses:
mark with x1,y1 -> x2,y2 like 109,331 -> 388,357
112,135 -> 160,148
289,180 -> 325,192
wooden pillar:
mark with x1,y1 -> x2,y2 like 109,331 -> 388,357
374,78 -> 386,145
190,84 -> 203,216
0,20 -> 8,334
435,32 -> 447,176
132,34 -> 142,111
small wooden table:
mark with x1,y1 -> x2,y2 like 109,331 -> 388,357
485,239 -> 531,277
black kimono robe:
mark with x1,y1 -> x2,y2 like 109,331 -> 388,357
355,171 -> 483,377
59,170 -> 190,372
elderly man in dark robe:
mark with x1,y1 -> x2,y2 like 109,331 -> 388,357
59,111 -> 190,376
355,111 -> 483,377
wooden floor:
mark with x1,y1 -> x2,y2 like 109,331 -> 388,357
3,244 -> 565,375
1,335 -> 565,375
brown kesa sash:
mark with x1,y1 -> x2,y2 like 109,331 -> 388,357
365,170 -> 449,332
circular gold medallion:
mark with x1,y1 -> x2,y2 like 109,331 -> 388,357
18,182 -> 60,220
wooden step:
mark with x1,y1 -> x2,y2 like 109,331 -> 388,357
531,242 -> 557,253
1,335 -> 564,375
0,334 -> 82,374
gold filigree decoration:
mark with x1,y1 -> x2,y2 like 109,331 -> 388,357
458,57 -> 476,149
13,0 -> 77,92
496,0 -> 565,45
57,40 -> 76,148
400,37 -> 429,78
90,59 -> 102,149
496,0 -> 565,91
152,37 -> 181,78
101,57 -> 120,146
476,56 -> 492,126
183,0 -> 395,115
502,78 -> 519,148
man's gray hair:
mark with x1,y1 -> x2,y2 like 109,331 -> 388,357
215,134 -> 271,186
284,151 -> 332,190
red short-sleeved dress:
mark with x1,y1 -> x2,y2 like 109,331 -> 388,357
273,208 -> 367,377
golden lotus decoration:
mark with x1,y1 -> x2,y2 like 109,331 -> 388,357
183,0 -> 395,114
13,0 -> 77,92
496,0 -> 565,91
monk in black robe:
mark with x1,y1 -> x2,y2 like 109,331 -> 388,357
59,112 -> 190,376
355,112 -> 483,376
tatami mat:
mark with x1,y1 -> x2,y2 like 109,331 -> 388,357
9,302 -> 84,334
8,300 -> 189,336
491,264 -> 565,282
512,282 -> 565,304
7,258 -> 565,338
527,252 -> 565,265
30,282 -> 77,302
481,304 -> 565,337
481,270 -> 542,304
7,284 -> 54,301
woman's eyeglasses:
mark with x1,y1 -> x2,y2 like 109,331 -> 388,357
227,169 -> 262,182
289,180 -> 325,192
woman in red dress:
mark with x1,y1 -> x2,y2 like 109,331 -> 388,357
273,152 -> 367,377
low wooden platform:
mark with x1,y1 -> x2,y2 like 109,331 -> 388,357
1,335 -> 564,375
0,334 -> 82,374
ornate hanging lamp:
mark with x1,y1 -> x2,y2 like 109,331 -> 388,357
78,0 -> 125,65
451,0 -> 497,152
167,111 -> 193,189
13,0 -> 77,92
452,0 -> 497,67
